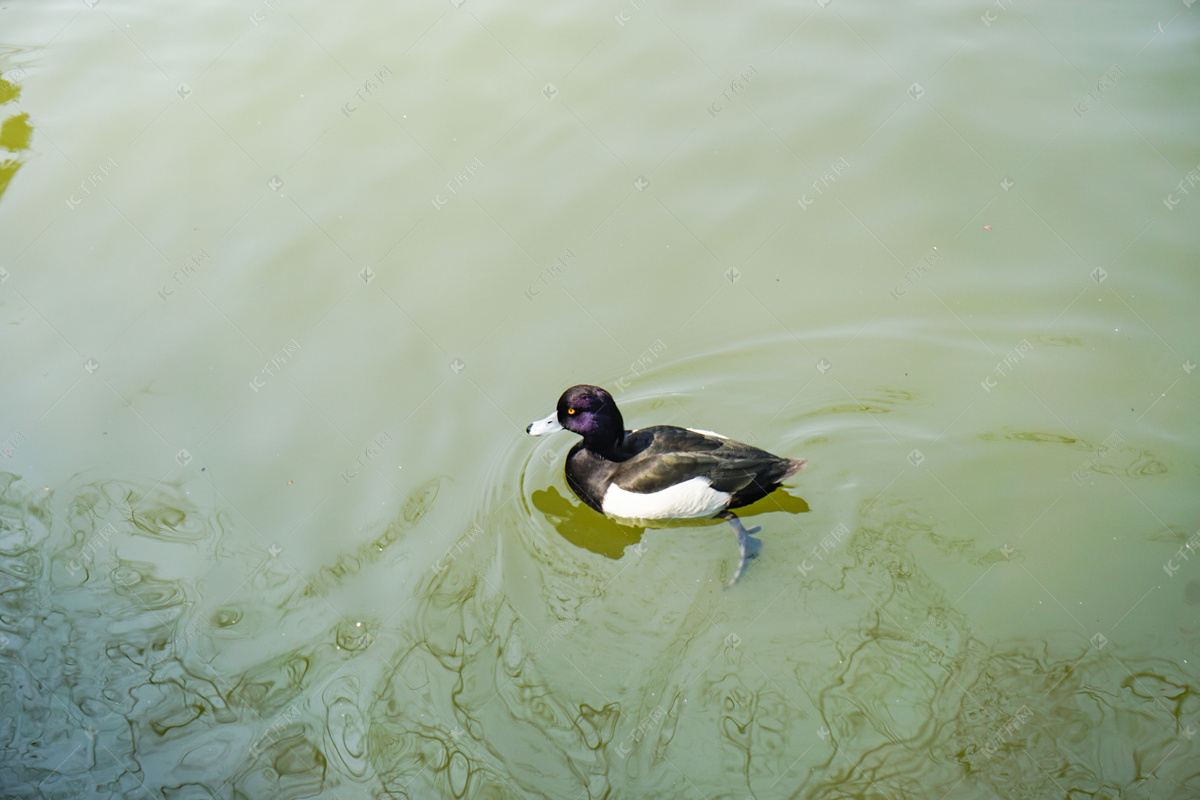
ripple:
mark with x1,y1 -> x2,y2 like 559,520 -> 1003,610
1123,448 -> 1168,478
300,477 -> 442,599
322,675 -> 370,779
0,551 -> 40,581
334,619 -> 375,652
980,430 -> 1080,445
1,305 -> 1194,800
213,606 -> 242,627
1033,334 -> 1086,347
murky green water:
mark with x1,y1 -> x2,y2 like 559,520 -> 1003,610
2,1 -> 1198,798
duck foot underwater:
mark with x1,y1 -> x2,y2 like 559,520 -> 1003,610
528,384 -> 805,585
719,511 -> 762,587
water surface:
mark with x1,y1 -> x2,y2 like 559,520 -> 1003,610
1,1 -> 1198,798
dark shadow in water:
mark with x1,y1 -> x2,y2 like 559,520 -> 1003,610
530,487 -> 644,558
531,486 -> 809,560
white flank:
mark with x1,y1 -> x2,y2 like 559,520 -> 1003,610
686,428 -> 727,439
601,476 -> 731,520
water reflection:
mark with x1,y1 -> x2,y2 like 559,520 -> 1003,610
532,485 -> 811,562
0,66 -> 31,203
530,486 -> 644,559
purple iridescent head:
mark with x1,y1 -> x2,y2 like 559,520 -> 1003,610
527,385 -> 625,449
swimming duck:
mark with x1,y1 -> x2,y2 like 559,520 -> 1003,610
527,384 -> 806,584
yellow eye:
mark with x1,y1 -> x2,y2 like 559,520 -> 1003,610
567,408 -> 576,415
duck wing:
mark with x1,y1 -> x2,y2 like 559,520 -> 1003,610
613,427 -> 792,498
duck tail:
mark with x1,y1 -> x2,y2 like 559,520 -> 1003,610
782,458 -> 808,480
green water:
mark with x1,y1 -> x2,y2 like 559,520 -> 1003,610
2,1 -> 1198,798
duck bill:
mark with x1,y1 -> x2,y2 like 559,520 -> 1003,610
526,412 -> 563,436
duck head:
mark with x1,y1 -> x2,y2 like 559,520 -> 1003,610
527,385 -> 625,450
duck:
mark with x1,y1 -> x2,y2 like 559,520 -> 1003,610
527,384 -> 806,584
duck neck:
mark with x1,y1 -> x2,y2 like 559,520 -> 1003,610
585,426 -> 624,457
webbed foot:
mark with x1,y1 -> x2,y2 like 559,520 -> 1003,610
720,513 -> 762,587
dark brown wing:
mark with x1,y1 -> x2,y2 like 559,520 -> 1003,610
613,426 -> 800,507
